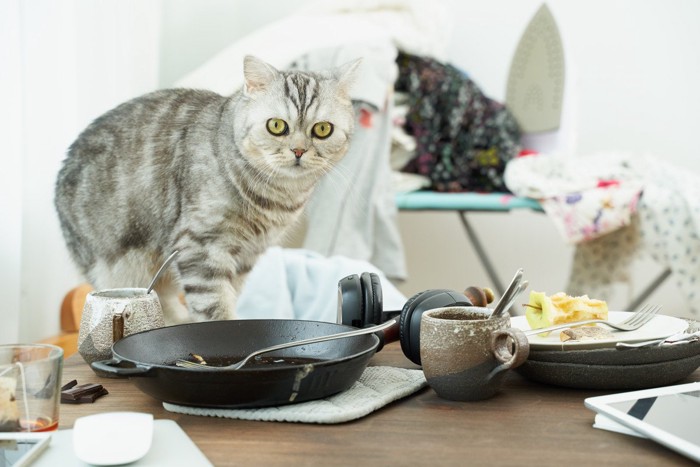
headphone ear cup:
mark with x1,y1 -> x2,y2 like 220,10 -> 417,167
360,272 -> 383,326
399,290 -> 431,365
338,274 -> 363,327
399,289 -> 474,365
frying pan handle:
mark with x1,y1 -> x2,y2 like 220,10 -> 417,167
91,358 -> 153,377
379,316 -> 401,347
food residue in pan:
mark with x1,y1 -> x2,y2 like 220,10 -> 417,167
172,354 -> 325,368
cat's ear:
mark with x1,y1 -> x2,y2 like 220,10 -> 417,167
334,58 -> 362,96
243,56 -> 280,95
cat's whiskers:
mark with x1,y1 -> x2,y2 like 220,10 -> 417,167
324,163 -> 353,192
325,162 -> 373,219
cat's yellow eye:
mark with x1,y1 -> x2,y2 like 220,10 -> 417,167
312,121 -> 333,139
266,118 -> 289,136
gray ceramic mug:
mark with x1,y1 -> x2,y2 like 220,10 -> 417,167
420,306 -> 530,401
78,288 -> 165,374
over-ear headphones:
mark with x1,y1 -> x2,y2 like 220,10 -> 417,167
338,272 -> 493,365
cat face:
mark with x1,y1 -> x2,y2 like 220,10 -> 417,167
233,56 -> 360,179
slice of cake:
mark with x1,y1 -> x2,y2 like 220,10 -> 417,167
525,291 -> 608,332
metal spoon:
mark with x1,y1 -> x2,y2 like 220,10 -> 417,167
499,280 -> 529,315
146,250 -> 179,295
490,268 -> 524,319
174,319 -> 396,370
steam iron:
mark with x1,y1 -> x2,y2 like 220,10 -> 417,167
506,4 -> 565,133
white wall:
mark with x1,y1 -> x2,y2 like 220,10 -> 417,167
2,0 -> 161,344
5,0 -> 699,344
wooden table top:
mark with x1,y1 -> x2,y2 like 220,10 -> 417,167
58,344 -> 698,466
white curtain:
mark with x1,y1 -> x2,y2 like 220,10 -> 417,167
0,0 -> 161,344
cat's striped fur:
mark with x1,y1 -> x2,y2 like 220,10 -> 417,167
55,56 -> 359,323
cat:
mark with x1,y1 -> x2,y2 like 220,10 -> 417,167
55,55 -> 360,323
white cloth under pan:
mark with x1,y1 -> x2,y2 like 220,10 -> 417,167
163,366 -> 426,424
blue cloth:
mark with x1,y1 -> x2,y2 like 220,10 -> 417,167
236,247 -> 407,323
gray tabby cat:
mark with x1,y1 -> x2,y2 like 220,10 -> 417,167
55,55 -> 359,323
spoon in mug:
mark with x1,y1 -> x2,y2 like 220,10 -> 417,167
490,269 -> 524,319
146,250 -> 179,295
499,280 -> 529,315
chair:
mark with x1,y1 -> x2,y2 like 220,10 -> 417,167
40,283 -> 92,357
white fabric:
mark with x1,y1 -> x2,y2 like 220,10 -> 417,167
236,247 -> 407,323
175,1 -> 449,93
163,366 -> 426,424
304,0 -> 451,62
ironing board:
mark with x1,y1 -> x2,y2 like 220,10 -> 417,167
395,191 -> 542,296
395,190 -> 671,310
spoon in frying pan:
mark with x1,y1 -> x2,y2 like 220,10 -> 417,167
146,250 -> 179,295
174,319 -> 397,370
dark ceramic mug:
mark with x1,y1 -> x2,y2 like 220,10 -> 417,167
420,306 -> 530,401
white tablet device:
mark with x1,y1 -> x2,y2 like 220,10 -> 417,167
585,382 -> 700,463
0,432 -> 51,467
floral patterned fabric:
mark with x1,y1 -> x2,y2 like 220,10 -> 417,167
394,52 -> 521,192
505,152 -> 700,317
504,152 -> 644,244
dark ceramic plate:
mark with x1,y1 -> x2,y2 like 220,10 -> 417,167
517,352 -> 700,390
516,320 -> 700,389
527,340 -> 700,365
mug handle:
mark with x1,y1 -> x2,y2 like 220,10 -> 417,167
112,314 -> 124,342
489,327 -> 530,373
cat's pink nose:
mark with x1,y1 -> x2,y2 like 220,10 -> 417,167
292,148 -> 306,158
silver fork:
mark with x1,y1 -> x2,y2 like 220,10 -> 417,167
524,304 -> 661,336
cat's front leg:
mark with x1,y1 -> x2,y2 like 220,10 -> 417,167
175,249 -> 239,321
153,274 -> 190,325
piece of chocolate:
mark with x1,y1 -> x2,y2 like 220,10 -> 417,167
60,381 -> 110,405
61,383 -> 103,401
61,387 -> 108,404
61,380 -> 78,391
